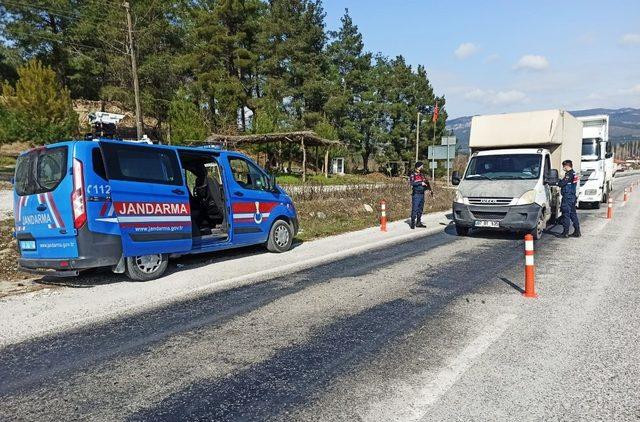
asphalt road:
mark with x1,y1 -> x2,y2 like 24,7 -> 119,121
1,175 -> 640,421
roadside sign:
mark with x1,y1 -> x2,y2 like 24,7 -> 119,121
441,136 -> 457,146
429,161 -> 438,169
428,145 -> 456,160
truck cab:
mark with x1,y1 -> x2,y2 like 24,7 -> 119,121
452,148 -> 559,239
450,109 -> 582,240
13,139 -> 298,280
577,115 -> 613,208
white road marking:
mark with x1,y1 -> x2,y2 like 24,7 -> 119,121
402,313 -> 517,422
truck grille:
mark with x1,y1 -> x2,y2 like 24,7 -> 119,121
472,211 -> 508,220
580,170 -> 594,186
467,197 -> 513,206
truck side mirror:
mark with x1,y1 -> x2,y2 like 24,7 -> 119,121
451,171 -> 461,186
605,152 -> 613,159
545,169 -> 559,185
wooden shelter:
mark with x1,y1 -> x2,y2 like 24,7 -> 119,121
201,131 -> 342,182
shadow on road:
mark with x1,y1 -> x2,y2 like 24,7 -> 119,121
35,239 -> 305,289
499,277 -> 524,294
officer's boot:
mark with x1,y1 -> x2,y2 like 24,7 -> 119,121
416,221 -> 426,228
410,219 -> 415,229
569,230 -> 581,238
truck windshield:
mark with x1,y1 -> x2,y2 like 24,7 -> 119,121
582,138 -> 601,158
464,154 -> 541,180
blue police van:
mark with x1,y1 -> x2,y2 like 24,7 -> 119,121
13,139 -> 298,280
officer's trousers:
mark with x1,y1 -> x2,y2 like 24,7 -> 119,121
561,201 -> 580,234
411,193 -> 425,223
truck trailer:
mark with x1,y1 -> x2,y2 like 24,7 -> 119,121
577,115 -> 613,208
451,109 -> 583,239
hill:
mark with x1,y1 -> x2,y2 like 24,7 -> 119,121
447,108 -> 640,151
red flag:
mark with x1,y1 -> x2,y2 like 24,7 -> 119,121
432,102 -> 439,123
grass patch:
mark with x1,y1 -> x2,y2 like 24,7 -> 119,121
0,218 -> 31,282
277,172 -> 392,186
293,183 -> 454,241
0,155 -> 16,167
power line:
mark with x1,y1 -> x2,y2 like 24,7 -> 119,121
22,31 -> 127,55
1,0 -> 125,27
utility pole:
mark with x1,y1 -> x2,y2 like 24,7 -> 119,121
431,103 -> 438,181
415,112 -> 421,163
124,1 -> 143,140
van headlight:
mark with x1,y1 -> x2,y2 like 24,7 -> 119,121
454,191 -> 465,204
516,190 -> 537,205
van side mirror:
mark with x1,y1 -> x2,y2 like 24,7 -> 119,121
545,169 -> 559,185
268,174 -> 277,192
451,171 -> 461,186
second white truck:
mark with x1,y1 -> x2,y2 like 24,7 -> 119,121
451,109 -> 583,239
577,115 -> 613,208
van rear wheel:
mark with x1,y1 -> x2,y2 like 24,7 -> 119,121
125,254 -> 168,281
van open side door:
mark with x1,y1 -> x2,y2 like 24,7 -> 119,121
99,141 -> 192,257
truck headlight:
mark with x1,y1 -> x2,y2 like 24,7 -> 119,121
454,191 -> 465,203
516,190 -> 537,205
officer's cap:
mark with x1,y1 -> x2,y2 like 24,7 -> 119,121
415,161 -> 424,169
562,160 -> 573,167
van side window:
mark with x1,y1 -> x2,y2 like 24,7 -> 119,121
92,148 -> 107,180
101,143 -> 183,186
228,157 -> 268,191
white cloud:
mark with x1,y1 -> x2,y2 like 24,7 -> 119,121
454,42 -> 478,59
484,53 -> 500,63
464,88 -> 528,106
513,54 -> 549,71
619,33 -> 640,46
632,84 -> 640,93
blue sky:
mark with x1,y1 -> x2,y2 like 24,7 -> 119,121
323,0 -> 640,118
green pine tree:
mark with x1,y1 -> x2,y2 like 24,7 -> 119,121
168,95 -> 209,145
0,60 -> 78,144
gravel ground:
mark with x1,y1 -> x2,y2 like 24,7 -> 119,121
0,189 -> 13,218
0,175 -> 639,421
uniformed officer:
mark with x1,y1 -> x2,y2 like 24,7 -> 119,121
557,159 -> 581,238
409,162 -> 432,229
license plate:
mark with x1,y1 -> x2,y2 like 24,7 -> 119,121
20,240 -> 36,251
475,220 -> 500,228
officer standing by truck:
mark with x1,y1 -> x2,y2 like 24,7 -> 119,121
409,162 -> 432,229
557,159 -> 581,238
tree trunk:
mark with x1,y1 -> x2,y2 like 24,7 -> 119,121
362,152 -> 370,173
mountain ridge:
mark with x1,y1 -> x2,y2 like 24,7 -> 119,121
446,107 -> 640,150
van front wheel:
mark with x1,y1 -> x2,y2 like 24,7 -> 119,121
266,220 -> 293,253
125,254 -> 168,281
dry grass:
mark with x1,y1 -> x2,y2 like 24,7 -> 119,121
0,218 -> 31,283
291,182 -> 454,241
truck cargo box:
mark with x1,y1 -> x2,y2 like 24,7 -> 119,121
469,109 -> 583,174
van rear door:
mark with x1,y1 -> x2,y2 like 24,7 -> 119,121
14,145 -> 78,259
99,141 -> 192,257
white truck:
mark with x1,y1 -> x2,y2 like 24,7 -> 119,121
576,115 -> 613,208
451,109 -> 582,239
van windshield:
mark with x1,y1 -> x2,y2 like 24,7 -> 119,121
14,147 -> 68,196
464,154 -> 542,180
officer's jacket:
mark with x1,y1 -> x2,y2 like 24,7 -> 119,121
557,169 -> 578,203
409,171 -> 430,195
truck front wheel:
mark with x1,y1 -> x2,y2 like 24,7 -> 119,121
531,212 -> 545,240
455,224 -> 470,236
